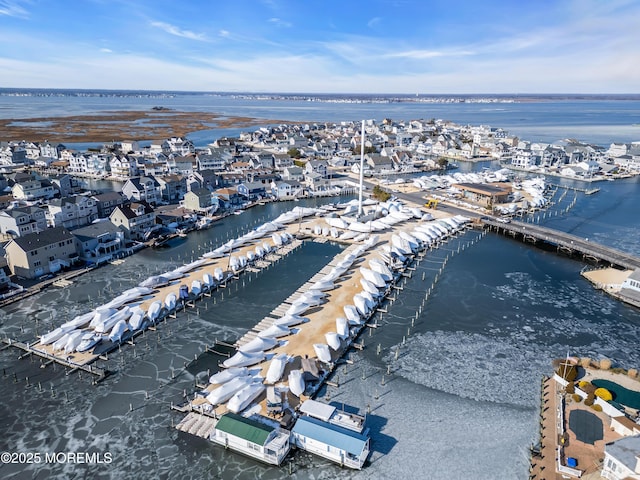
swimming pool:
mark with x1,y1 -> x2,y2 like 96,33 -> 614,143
592,379 -> 640,409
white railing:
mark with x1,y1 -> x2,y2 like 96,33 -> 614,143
556,447 -> 583,477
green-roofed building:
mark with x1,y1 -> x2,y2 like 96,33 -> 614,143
210,412 -> 290,465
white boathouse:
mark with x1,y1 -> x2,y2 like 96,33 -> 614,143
210,412 -> 291,465
290,399 -> 370,469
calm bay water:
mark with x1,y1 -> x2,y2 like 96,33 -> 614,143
1,95 -> 640,479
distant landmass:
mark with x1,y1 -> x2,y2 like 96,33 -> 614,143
1,88 -> 640,103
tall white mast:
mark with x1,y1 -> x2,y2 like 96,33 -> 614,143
358,119 -> 365,218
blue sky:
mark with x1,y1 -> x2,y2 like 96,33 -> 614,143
0,0 -> 638,93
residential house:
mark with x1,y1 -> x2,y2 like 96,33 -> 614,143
5,227 -> 80,279
365,154 -> 394,174
109,201 -> 156,241
249,152 -> 275,170
0,206 -> 48,237
601,435 -> 640,480
237,182 -> 266,201
11,177 -> 56,201
282,166 -> 304,182
273,154 -> 294,170
197,153 -> 228,172
186,170 -> 220,192
246,171 -> 279,185
162,137 -> 195,156
183,188 -> 213,213
271,180 -> 303,199
219,172 -> 245,187
45,195 -> 98,229
122,176 -> 161,205
72,221 -> 125,265
305,160 -> 328,178
49,174 -> 74,197
305,172 -> 331,191
91,191 -> 126,218
156,175 -> 187,203
167,155 -> 196,176
213,188 -> 242,209
109,155 -> 136,178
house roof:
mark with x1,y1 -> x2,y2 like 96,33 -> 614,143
72,221 -> 120,242
291,416 -> 368,457
92,191 -> 125,202
606,434 -> 640,471
215,413 -> 274,446
10,227 -> 74,252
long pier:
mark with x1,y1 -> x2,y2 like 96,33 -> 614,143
483,218 -> 640,270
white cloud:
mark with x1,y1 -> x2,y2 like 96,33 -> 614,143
218,30 -> 230,38
150,21 -> 208,41
386,49 -> 474,59
268,17 -> 291,28
367,17 -> 381,28
0,0 -> 29,18
99,48 -> 113,53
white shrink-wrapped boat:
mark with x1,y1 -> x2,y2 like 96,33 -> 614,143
94,306 -> 132,334
63,330 -> 84,353
223,350 -> 266,368
203,273 -> 215,289
369,259 -> 393,281
146,301 -> 163,322
274,314 -> 308,327
288,370 -> 305,397
336,317 -> 349,338
359,267 -> 386,288
266,354 -> 288,384
213,268 -> 225,282
40,325 -> 76,345
310,279 -> 335,291
239,336 -> 278,353
325,332 -> 341,351
89,307 -> 117,329
191,280 -> 202,297
271,233 -> 283,247
61,311 -> 94,330
209,367 -> 249,385
286,302 -> 310,316
353,293 -> 370,317
206,376 -> 254,405
128,307 -> 146,331
343,305 -> 361,325
139,274 -> 171,288
164,292 -> 177,312
360,278 -> 381,297
258,324 -> 291,339
313,343 -> 332,363
227,382 -> 266,413
108,319 -> 128,343
76,332 -> 101,352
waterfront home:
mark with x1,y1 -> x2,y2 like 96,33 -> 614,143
11,176 -> 56,201
237,182 -> 267,201
156,174 -> 186,203
186,170 -> 221,192
122,177 -> 161,206
619,269 -> 640,305
109,201 -> 156,241
305,160 -> 328,178
167,155 -> 196,176
45,195 -> 98,229
161,137 -> 194,156
5,227 -> 79,278
213,188 -> 242,209
365,154 -> 394,174
197,153 -> 228,172
210,412 -> 291,466
183,188 -> 214,213
601,435 -> 640,480
49,174 -> 74,197
91,192 -> 126,219
0,206 -> 47,237
72,221 -> 125,265
271,180 -> 302,200
282,166 -> 304,182
290,399 -> 370,470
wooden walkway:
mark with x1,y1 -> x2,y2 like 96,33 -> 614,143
484,219 -> 640,270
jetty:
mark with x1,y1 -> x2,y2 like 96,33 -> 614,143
483,218 -> 640,270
